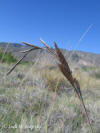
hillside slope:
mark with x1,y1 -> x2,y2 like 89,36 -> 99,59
0,42 -> 100,67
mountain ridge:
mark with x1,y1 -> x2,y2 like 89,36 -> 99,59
0,42 -> 100,67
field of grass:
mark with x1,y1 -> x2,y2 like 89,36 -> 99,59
0,62 -> 100,133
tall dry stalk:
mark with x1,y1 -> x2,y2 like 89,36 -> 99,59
7,39 -> 93,132
40,39 -> 93,133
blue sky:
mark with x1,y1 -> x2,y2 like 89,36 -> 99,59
0,0 -> 100,53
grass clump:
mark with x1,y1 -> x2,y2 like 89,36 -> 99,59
41,68 -> 69,95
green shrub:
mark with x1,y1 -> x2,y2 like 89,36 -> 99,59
94,72 -> 100,79
0,49 -> 17,63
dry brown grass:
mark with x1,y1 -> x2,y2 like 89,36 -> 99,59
5,39 -> 98,132
1,61 -> 100,132
42,40 -> 93,132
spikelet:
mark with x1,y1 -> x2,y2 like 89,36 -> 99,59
54,42 -> 74,85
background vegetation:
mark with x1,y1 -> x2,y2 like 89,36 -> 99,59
0,48 -> 17,63
0,60 -> 100,133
